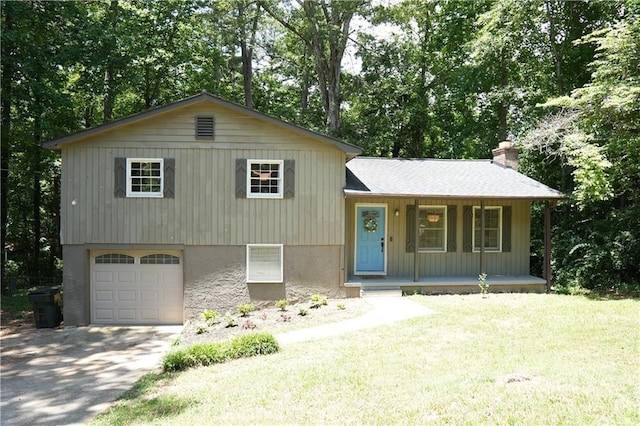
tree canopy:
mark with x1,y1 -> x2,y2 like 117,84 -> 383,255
1,0 -> 637,294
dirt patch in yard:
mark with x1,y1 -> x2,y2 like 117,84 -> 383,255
0,310 -> 37,338
175,298 -> 373,347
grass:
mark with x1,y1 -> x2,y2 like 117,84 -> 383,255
1,292 -> 32,318
92,294 -> 640,425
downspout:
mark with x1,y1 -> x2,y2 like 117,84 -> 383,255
480,200 -> 485,275
414,199 -> 420,282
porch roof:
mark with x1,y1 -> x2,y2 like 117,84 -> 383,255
345,157 -> 564,200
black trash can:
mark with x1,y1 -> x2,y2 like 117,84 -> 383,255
28,287 -> 63,328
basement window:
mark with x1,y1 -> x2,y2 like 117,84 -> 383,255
246,244 -> 283,283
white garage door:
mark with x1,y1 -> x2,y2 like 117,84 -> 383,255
90,251 -> 183,325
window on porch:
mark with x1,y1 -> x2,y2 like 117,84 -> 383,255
419,206 -> 446,252
473,206 -> 502,251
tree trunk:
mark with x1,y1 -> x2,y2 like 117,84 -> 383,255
300,46 -> 310,110
103,0 -> 118,122
0,2 -> 13,287
544,0 -> 563,91
31,99 -> 43,285
497,59 -> 508,143
239,2 -> 260,109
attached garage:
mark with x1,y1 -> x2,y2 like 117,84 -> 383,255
90,251 -> 183,325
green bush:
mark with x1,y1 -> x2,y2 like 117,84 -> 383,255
226,332 -> 280,358
162,333 -> 279,372
201,309 -> 220,325
298,308 -> 308,316
237,303 -> 255,317
275,299 -> 288,311
310,294 -> 328,309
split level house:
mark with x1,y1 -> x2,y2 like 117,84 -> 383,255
43,92 -> 564,326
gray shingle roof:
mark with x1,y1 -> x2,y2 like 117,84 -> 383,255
345,157 -> 564,199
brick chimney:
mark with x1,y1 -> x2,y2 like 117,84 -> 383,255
492,141 -> 519,171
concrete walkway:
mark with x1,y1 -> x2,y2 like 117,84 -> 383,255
276,296 -> 434,344
1,325 -> 182,426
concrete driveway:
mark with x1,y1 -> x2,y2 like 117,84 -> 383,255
1,324 -> 181,425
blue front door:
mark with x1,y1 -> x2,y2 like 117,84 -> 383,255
355,205 -> 386,274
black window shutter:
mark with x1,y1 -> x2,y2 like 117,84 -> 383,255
406,205 -> 415,253
447,205 -> 457,252
463,205 -> 473,252
114,157 -> 126,197
283,159 -> 295,199
235,159 -> 247,198
195,115 -> 215,139
163,158 -> 175,198
502,205 -> 512,252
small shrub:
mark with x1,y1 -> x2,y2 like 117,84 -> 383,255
237,303 -> 255,317
298,308 -> 308,316
242,320 -> 257,330
196,324 -> 208,335
225,316 -> 237,328
163,341 -> 227,372
478,273 -> 489,298
310,294 -> 328,309
162,333 -> 279,372
201,309 -> 220,325
226,333 -> 280,359
275,299 -> 288,311
280,313 -> 292,322
337,303 -> 346,310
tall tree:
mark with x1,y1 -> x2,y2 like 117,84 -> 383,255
261,0 -> 365,135
521,8 -> 640,291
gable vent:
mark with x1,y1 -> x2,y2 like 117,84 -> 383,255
195,115 -> 215,139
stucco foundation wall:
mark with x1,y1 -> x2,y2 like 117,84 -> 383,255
183,245 -> 344,322
62,245 -> 90,326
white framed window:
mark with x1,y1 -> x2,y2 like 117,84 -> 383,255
247,160 -> 283,198
473,206 -> 502,252
127,158 -> 163,197
418,206 -> 447,252
246,244 -> 283,283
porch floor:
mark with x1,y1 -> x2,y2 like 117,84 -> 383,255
345,275 -> 546,289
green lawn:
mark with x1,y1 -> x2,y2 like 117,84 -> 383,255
93,294 -> 639,425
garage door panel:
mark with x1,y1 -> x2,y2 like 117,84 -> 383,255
117,309 -> 137,321
117,271 -> 136,283
94,271 -> 114,283
94,290 -> 114,301
139,309 -> 160,321
162,270 -> 182,282
116,290 -> 137,302
139,271 -> 161,284
91,251 -> 183,325
140,290 -> 159,303
94,309 -> 114,321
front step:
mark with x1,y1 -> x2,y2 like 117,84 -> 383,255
361,287 -> 403,298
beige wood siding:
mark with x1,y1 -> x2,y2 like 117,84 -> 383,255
346,198 -> 532,277
61,103 -> 346,246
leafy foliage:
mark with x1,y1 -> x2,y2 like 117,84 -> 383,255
163,332 -> 279,372
1,0 -> 636,296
